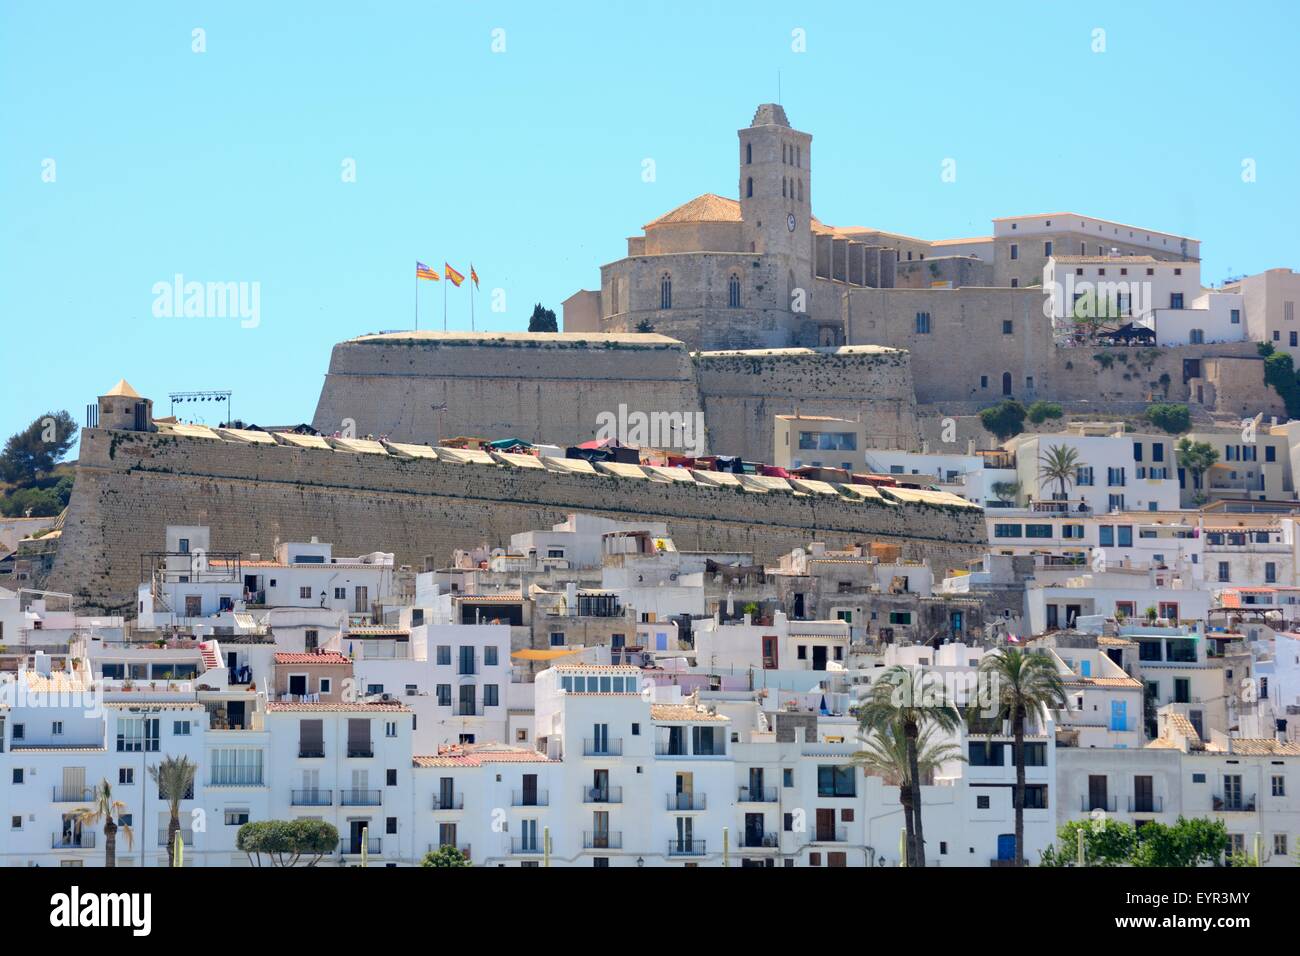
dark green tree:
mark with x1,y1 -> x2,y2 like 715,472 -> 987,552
0,410 -> 77,484
237,819 -> 339,866
528,303 -> 558,333
979,400 -> 1027,441
421,845 -> 472,867
1145,403 -> 1191,434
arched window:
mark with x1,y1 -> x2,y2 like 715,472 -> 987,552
1002,372 -> 1012,396
660,273 -> 672,310
746,177 -> 753,198
728,274 -> 741,308
745,143 -> 752,165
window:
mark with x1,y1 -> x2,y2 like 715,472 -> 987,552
1170,293 -> 1184,309
976,795 -> 990,809
224,809 -> 250,826
1043,241 -> 1052,256
484,646 -> 498,667
816,765 -> 856,798
728,274 -> 741,308
52,720 -> 64,735
484,684 -> 500,708
1266,563 -> 1277,584
1275,834 -> 1288,856
119,768 -> 134,785
1010,244 -> 1018,260
1107,467 -> 1126,487
299,586 -> 312,600
210,749 -> 263,786
1076,466 -> 1093,486
745,143 -> 751,164
1002,320 -> 1013,335
387,769 -> 397,786
117,717 -> 160,752
1230,309 -> 1240,325
1189,329 -> 1204,344
660,273 -> 672,310
746,177 -> 752,198
915,312 -> 931,334
385,721 -> 398,738
437,684 -> 452,707
334,587 -> 346,600
12,768 -> 23,784
436,646 -> 451,666
1025,524 -> 1052,538
993,524 -> 1023,539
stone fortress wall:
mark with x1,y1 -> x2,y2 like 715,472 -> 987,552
47,426 -> 987,614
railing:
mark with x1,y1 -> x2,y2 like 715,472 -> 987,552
583,737 -> 622,756
667,792 -> 707,811
1128,796 -> 1163,813
813,826 -> 848,843
291,789 -> 333,806
455,703 -> 477,716
583,786 -> 623,804
52,831 -> 96,849
738,785 -> 777,803
1213,794 -> 1256,812
512,789 -> 549,807
583,831 -> 622,850
298,747 -> 325,758
347,744 -> 374,758
209,772 -> 263,787
340,788 -> 382,806
667,839 -> 706,857
1081,796 -> 1118,812
458,661 -> 477,676
51,786 -> 94,803
158,828 -> 195,847
340,838 -> 382,855
741,832 -> 779,849
510,838 -> 543,855
655,742 -> 689,756
432,793 -> 464,810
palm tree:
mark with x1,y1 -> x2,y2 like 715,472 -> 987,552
74,779 -> 133,868
857,665 -> 961,867
853,721 -> 964,865
977,648 -> 1068,866
1038,444 -> 1081,502
149,755 -> 197,867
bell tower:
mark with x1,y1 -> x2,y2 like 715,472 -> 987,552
738,103 -> 814,310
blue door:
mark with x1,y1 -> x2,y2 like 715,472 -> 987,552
1110,699 -> 1127,732
997,834 -> 1016,861
1081,660 -> 1091,677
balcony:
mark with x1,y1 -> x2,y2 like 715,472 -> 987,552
583,737 -> 623,757
738,785 -> 777,803
432,793 -> 464,811
583,830 -> 623,850
340,788 -> 382,807
291,788 -> 333,806
298,747 -> 325,759
1213,794 -> 1257,813
51,786 -> 94,803
1128,796 -> 1163,813
582,786 -> 623,804
52,831 -> 96,849
339,838 -> 382,856
741,832 -> 779,849
157,828 -> 195,847
667,839 -> 706,857
510,838 -> 544,855
1081,796 -> 1117,812
512,789 -> 549,807
667,792 -> 707,811
456,704 -> 477,717
347,744 -> 374,758
813,826 -> 848,843
655,742 -> 689,756
428,843 -> 472,860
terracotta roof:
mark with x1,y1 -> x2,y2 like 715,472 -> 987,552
1207,738 -> 1300,756
1061,675 -> 1142,689
103,378 -> 142,398
267,701 -> 409,712
1166,711 -> 1203,747
643,193 -> 741,229
1097,636 -> 1135,646
413,745 -> 554,767
1052,255 -> 1160,264
274,651 -> 351,665
651,703 -> 729,723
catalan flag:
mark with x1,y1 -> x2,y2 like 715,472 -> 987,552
444,262 -> 465,287
470,264 -> 479,289
416,261 -> 440,281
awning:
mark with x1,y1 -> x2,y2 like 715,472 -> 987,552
511,648 -> 584,661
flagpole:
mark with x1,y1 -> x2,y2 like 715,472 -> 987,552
443,275 -> 448,331
415,270 -> 419,331
471,279 -> 475,332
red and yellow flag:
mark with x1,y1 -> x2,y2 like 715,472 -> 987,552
416,261 -> 439,281
470,264 -> 479,289
444,263 -> 465,287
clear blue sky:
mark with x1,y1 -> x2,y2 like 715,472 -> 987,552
3,0 -> 1298,442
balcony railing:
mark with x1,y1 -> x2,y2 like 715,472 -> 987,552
583,737 -> 622,756
667,839 -> 706,857
347,744 -> 374,758
456,704 -> 477,716
339,838 -> 382,855
432,793 -> 464,810
583,830 -> 622,850
1213,794 -> 1257,812
512,789 -> 549,807
738,785 -> 777,803
813,826 -> 848,843
52,831 -> 96,849
1081,796 -> 1117,812
51,786 -> 94,803
291,788 -> 333,806
298,747 -> 325,758
583,786 -> 623,804
655,742 -> 689,756
1128,796 -> 1163,813
158,828 -> 195,847
340,788 -> 382,806
667,792 -> 707,811
510,838 -> 543,855
741,832 -> 779,849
